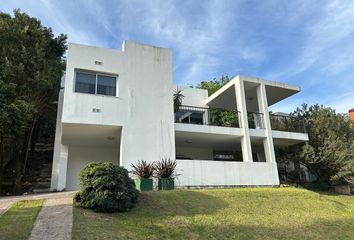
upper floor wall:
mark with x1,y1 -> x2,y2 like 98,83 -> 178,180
61,41 -> 174,128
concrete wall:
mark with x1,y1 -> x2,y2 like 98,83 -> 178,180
176,160 -> 279,186
66,146 -> 119,190
51,41 -> 176,190
174,86 -> 208,107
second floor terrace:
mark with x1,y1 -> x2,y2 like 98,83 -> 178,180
175,105 -> 306,133
174,76 -> 307,134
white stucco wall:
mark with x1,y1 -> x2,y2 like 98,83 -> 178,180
66,146 -> 119,190
173,86 -> 208,107
176,160 -> 279,186
51,41 -> 176,190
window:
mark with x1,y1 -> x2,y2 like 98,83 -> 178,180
75,71 -> 117,96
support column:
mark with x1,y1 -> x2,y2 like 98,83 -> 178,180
50,90 -> 69,191
257,84 -> 276,162
235,77 -> 253,162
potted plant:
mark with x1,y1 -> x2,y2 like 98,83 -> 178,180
131,160 -> 155,191
155,158 -> 177,190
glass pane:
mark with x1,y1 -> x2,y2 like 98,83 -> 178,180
97,75 -> 116,96
75,72 -> 96,94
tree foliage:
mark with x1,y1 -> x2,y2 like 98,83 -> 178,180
75,162 -> 139,213
0,9 -> 67,193
277,104 -> 354,185
196,75 -> 231,96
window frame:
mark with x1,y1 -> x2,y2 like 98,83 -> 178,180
74,69 -> 119,97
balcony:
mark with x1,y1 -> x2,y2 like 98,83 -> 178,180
175,106 -> 306,133
175,105 -> 241,128
270,114 -> 306,133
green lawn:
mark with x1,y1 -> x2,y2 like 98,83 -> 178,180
73,188 -> 354,240
0,199 -> 43,240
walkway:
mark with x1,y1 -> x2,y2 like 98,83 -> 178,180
0,191 -> 75,240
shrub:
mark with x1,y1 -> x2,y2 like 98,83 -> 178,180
155,158 -> 177,178
74,162 -> 139,213
131,160 -> 155,179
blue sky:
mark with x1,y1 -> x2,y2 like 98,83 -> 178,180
1,0 -> 354,113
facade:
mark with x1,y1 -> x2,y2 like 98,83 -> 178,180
50,41 -> 308,191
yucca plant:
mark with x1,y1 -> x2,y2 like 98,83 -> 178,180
154,158 -> 177,178
131,160 -> 155,179
131,160 -> 155,191
155,158 -> 177,190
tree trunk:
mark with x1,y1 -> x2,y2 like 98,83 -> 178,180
0,135 -> 4,194
14,141 -> 23,194
21,116 -> 37,182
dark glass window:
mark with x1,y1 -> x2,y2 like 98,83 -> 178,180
75,72 -> 96,94
97,75 -> 116,96
75,71 -> 117,96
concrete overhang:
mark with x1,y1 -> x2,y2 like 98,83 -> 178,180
205,75 -> 300,111
62,123 -> 122,147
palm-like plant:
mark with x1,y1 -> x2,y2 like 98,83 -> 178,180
155,158 -> 177,178
131,160 -> 155,179
173,88 -> 184,113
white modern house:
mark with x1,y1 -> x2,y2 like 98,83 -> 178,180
50,41 -> 308,191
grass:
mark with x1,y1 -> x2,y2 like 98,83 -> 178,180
0,199 -> 43,240
73,188 -> 354,240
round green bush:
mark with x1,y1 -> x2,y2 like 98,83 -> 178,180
74,162 -> 139,213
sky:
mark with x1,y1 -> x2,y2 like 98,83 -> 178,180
1,0 -> 354,113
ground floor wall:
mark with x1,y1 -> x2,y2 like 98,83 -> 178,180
175,160 -> 279,186
65,146 -> 119,190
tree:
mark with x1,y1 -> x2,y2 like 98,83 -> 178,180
0,10 -> 67,193
277,104 -> 354,186
196,75 -> 231,96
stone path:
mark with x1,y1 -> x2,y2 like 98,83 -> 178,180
0,191 -> 75,239
28,197 -> 73,240
0,198 -> 15,215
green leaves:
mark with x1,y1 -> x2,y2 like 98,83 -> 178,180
278,104 -> 354,185
76,162 -> 139,213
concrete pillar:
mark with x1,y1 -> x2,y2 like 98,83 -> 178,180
234,77 -> 253,162
50,90 -> 69,191
56,145 -> 69,190
257,84 -> 276,162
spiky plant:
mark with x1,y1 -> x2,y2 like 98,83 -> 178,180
155,158 -> 177,178
131,160 -> 155,179
173,88 -> 184,113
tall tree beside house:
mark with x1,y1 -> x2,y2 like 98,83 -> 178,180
196,75 -> 231,96
277,104 -> 354,186
0,10 -> 67,193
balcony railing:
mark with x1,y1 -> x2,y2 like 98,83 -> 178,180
175,105 -> 241,128
248,112 -> 265,129
270,114 -> 306,133
175,106 -> 306,133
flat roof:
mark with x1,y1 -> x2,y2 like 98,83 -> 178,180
205,75 -> 300,111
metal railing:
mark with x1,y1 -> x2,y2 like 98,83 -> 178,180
175,105 -> 241,128
248,112 -> 265,129
270,114 -> 306,133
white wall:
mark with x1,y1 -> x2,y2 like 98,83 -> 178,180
173,86 -> 208,107
66,146 -> 119,190
52,41 -> 176,190
176,160 -> 279,186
